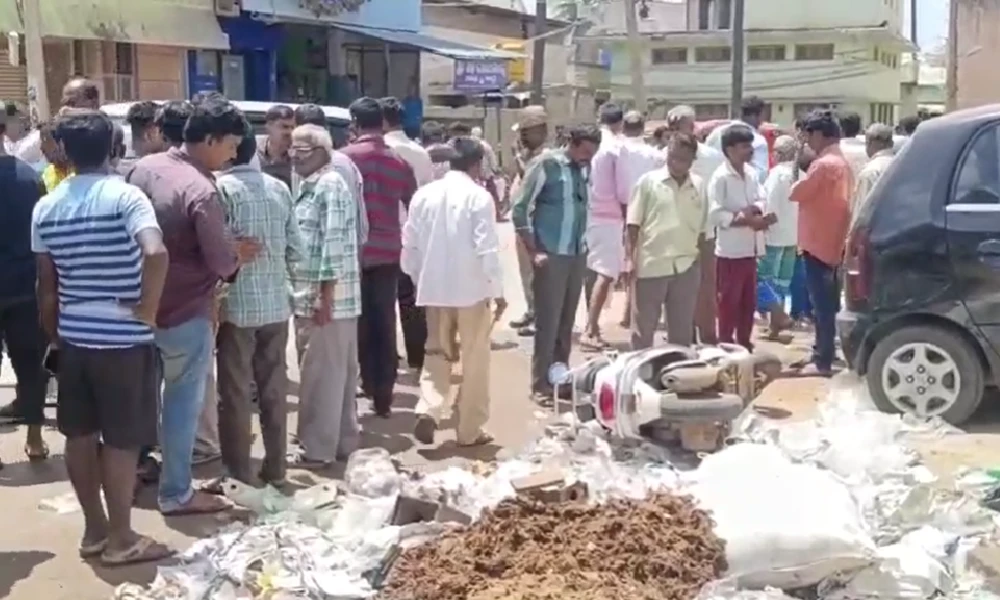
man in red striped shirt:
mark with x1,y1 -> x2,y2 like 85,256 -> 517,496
341,97 -> 418,417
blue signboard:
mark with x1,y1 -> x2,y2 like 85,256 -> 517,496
453,60 -> 508,93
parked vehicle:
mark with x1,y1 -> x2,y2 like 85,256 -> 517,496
838,105 -> 1000,425
101,100 -> 351,159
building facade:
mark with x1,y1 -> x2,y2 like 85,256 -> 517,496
955,0 -> 1000,110
583,0 -> 912,125
0,0 -> 229,110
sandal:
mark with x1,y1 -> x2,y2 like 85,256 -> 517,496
458,431 -> 495,447
79,538 -> 108,559
579,334 -> 607,352
287,453 -> 334,471
161,490 -> 231,516
24,442 -> 50,462
100,536 -> 175,567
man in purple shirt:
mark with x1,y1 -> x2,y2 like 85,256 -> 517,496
128,98 -> 258,516
341,97 -> 417,417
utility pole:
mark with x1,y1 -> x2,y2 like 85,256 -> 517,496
945,0 -> 958,112
624,0 -> 646,113
729,0 -> 745,119
530,0 -> 547,105
22,0 -> 49,121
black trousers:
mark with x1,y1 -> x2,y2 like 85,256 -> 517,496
0,298 -> 48,425
398,272 -> 427,371
359,264 -> 400,412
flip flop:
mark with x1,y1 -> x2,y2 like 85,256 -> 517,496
287,453 -> 334,470
79,538 -> 108,559
161,491 -> 230,516
100,536 -> 175,567
458,431 -> 495,447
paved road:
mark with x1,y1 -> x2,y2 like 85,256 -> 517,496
1,223 -> 1000,599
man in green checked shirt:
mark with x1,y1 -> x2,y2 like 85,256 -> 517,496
287,123 -> 363,469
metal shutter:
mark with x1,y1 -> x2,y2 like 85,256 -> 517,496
0,48 -> 27,104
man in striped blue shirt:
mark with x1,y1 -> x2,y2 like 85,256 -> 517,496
32,110 -> 172,566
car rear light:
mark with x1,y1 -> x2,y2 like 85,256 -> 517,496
844,225 -> 871,309
598,382 -> 615,422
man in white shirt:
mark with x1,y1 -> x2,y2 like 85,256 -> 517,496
381,97 -> 433,371
759,135 -> 799,338
704,97 -> 770,183
852,123 -> 895,222
667,104 -> 725,343
708,123 -> 770,350
837,110 -> 868,181
402,137 -> 505,447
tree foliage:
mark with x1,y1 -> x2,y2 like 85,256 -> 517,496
299,0 -> 371,18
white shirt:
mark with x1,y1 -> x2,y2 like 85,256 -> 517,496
692,142 -> 725,184
840,137 -> 869,181
401,170 -> 503,307
385,129 -> 434,226
707,160 -> 766,259
9,130 -> 44,169
762,161 -> 799,247
852,149 -> 894,222
616,136 -> 665,209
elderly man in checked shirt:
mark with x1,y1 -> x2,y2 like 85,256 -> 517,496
288,124 -> 363,468
215,130 -> 304,487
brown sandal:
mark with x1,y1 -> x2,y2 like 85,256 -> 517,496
100,536 -> 175,567
25,442 -> 50,462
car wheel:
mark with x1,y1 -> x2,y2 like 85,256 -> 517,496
866,324 -> 984,425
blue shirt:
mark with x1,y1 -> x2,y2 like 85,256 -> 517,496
31,174 -> 162,348
0,156 -> 45,304
510,149 -> 589,256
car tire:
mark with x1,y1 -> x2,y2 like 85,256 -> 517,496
866,324 -> 984,425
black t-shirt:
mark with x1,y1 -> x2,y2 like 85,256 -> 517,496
0,156 -> 45,302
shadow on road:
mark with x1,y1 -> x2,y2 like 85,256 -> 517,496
0,550 -> 55,597
0,455 -> 68,488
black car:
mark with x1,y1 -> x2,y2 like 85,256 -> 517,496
839,105 -> 1000,425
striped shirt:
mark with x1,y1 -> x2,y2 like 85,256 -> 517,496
291,165 -> 361,321
341,134 -> 417,268
511,148 -> 589,256
31,174 -> 161,348
217,165 -> 304,327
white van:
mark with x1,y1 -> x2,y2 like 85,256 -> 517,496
101,100 -> 351,159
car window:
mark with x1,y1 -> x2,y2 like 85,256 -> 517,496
954,124 -> 1000,205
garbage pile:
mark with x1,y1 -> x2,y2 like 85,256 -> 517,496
111,375 -> 1000,600
380,494 -> 726,600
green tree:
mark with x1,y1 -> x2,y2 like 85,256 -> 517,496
299,0 -> 372,18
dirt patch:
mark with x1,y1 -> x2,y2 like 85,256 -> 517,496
380,493 -> 726,600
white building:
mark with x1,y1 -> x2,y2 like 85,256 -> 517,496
581,0 -> 914,126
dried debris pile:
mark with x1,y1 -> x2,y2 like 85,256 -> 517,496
380,493 -> 726,600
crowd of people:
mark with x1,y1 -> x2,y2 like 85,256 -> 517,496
508,97 -> 914,402
0,76 -> 917,566
0,78 -> 510,566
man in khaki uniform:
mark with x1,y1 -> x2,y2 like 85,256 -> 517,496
507,106 -> 549,336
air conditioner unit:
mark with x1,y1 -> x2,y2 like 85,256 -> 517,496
215,0 -> 240,18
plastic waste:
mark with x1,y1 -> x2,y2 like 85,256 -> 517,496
345,448 -> 402,499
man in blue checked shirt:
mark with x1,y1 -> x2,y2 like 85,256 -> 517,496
215,130 -> 304,487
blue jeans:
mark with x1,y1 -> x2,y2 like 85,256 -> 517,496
803,253 -> 840,370
790,255 -> 812,320
155,317 -> 213,512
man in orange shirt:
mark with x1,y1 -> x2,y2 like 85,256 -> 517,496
789,110 -> 852,377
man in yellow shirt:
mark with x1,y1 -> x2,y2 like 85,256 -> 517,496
40,121 -> 72,192
624,132 -> 712,350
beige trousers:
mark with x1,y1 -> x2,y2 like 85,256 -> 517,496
194,351 -> 220,456
416,302 -> 492,444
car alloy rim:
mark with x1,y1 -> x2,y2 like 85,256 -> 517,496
880,342 -> 961,418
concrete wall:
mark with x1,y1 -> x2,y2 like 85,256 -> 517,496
956,0 -> 1000,109
686,0 -> 903,32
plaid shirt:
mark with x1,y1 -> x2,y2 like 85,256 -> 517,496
341,134 -> 416,268
216,165 -> 304,327
291,165 -> 361,321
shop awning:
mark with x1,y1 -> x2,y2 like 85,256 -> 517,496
0,0 -> 229,50
333,23 -> 523,61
